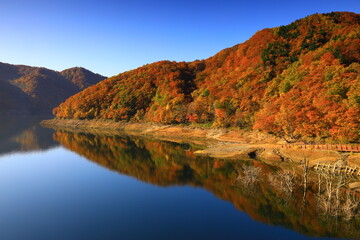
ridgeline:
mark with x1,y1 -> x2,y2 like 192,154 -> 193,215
52,12 -> 360,142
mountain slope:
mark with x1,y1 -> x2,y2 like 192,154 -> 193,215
60,67 -> 106,89
53,12 -> 360,142
0,63 -> 106,114
0,80 -> 32,114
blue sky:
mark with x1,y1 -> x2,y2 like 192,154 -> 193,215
0,0 -> 359,77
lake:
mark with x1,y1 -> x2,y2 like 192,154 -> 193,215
0,116 -> 358,240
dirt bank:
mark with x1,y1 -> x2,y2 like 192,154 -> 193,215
41,118 -> 279,145
41,118 -> 360,168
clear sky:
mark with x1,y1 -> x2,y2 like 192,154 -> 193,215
0,0 -> 359,77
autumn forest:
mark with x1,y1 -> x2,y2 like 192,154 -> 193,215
50,12 -> 360,143
1,9 -> 360,240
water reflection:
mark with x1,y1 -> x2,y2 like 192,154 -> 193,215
0,115 -> 58,155
53,130 -> 360,239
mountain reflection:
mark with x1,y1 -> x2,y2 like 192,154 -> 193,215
53,130 -> 360,239
0,115 -> 58,155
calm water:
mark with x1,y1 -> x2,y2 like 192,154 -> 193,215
0,116 -> 358,240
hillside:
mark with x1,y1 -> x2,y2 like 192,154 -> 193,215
0,62 -> 106,114
53,12 -> 360,142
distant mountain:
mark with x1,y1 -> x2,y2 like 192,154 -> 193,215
54,12 -> 360,142
0,62 -> 106,114
60,67 -> 106,90
0,80 -> 32,114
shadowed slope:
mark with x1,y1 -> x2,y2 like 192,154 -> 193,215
0,62 -> 106,114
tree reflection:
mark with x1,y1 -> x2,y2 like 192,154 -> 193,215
53,130 -> 360,239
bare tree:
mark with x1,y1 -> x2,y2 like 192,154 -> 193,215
301,156 -> 310,214
280,170 -> 295,193
301,156 -> 309,191
342,192 -> 359,221
268,170 -> 295,194
316,172 -> 359,220
237,165 -> 261,187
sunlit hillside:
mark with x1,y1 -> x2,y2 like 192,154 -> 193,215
54,12 -> 360,142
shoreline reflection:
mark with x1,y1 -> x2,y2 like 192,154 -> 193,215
52,130 -> 360,239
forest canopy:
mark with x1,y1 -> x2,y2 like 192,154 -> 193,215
53,12 -> 360,142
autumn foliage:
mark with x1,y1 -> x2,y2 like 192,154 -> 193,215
54,12 -> 360,142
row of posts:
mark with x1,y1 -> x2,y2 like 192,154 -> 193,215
281,144 -> 360,152
314,163 -> 360,178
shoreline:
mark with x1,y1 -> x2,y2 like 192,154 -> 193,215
41,118 -> 360,170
